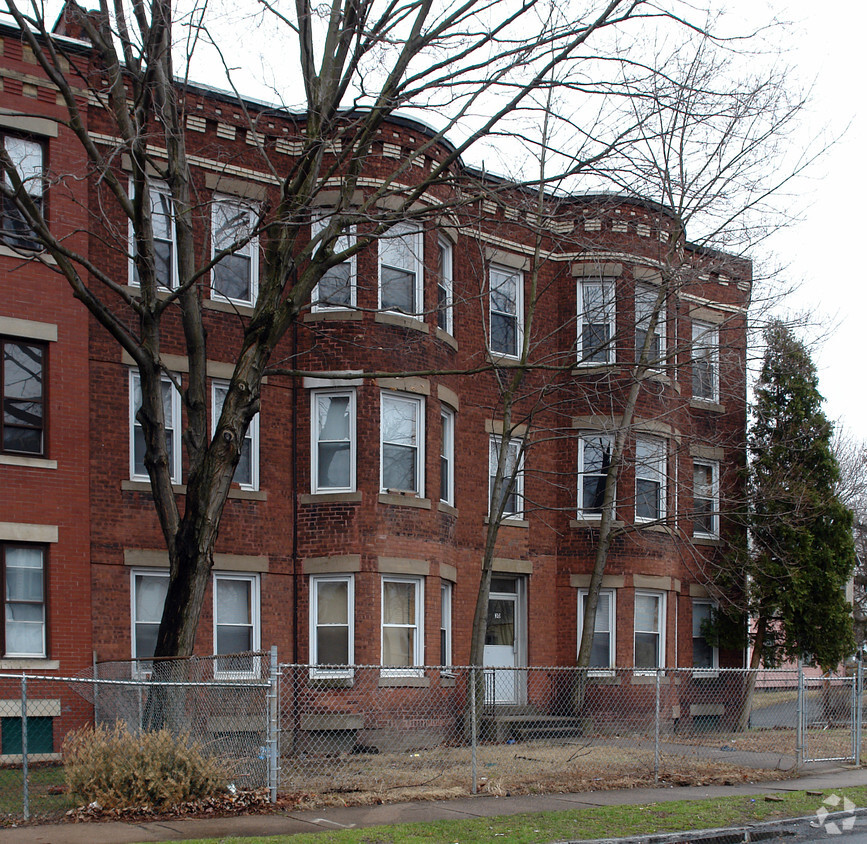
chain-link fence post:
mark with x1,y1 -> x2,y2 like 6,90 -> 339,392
653,669 -> 661,785
267,645 -> 279,802
857,658 -> 864,766
470,666 -> 478,795
92,651 -> 99,725
796,663 -> 805,768
21,673 -> 29,820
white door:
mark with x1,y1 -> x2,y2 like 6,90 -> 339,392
484,593 -> 520,704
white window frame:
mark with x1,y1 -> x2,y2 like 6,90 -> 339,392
692,321 -> 719,402
634,589 -> 666,671
692,598 -> 719,676
577,278 -> 616,365
1,134 -> 44,251
578,433 -> 613,518
130,568 -> 169,675
129,370 -> 182,484
310,574 -> 354,678
381,575 -> 424,677
440,406 -> 455,506
212,380 -> 259,491
212,572 -> 261,679
311,388 -> 357,494
488,435 -> 524,520
2,544 -> 46,658
635,437 -> 666,523
127,179 -> 178,289
436,236 -> 454,335
577,588 -> 616,676
380,391 -> 425,497
489,264 -> 524,358
210,195 -> 259,305
378,222 -> 423,318
635,283 -> 665,367
440,580 -> 453,671
311,212 -> 356,311
693,459 -> 719,538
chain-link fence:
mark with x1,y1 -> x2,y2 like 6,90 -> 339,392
2,659 -> 865,825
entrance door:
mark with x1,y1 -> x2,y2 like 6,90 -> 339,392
484,580 -> 525,704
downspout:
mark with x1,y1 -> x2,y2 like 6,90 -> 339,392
291,318 -> 300,665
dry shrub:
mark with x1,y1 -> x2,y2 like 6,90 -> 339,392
63,723 -> 225,809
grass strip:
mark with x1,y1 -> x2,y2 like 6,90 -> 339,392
137,785 -> 867,844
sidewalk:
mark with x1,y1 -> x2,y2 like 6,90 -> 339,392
6,764 -> 867,844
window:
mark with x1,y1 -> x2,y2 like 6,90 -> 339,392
489,265 -> 523,357
693,460 -> 718,536
489,435 -> 524,520
578,589 -> 615,671
311,389 -> 356,493
578,433 -> 612,517
129,180 -> 177,289
212,381 -> 259,490
440,407 -> 454,506
2,544 -> 46,657
381,576 -> 423,675
635,283 -> 665,366
131,570 -> 169,670
129,371 -> 182,484
211,198 -> 258,304
634,590 -> 665,669
578,279 -> 615,364
380,392 -> 424,496
1,338 -> 45,456
378,223 -> 423,316
692,599 -> 718,671
436,237 -> 453,334
635,437 -> 666,522
213,573 -> 260,677
440,581 -> 453,669
310,575 -> 354,677
311,212 -> 355,309
1,134 -> 43,250
692,321 -> 719,401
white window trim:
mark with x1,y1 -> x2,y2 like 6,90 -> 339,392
378,223 -> 424,318
440,580 -> 453,671
489,264 -> 524,358
211,380 -> 259,491
129,370 -> 182,484
692,598 -> 719,676
127,179 -> 178,289
381,575 -> 424,677
635,283 -> 666,367
693,459 -> 719,538
692,321 -> 719,402
577,278 -> 616,366
311,212 -> 356,311
635,436 -> 667,523
212,572 -> 261,679
310,574 -> 355,679
577,588 -> 616,676
310,388 -> 357,494
380,391 -> 425,497
489,435 -> 524,520
210,195 -> 259,306
130,568 -> 169,677
2,544 -> 46,659
634,589 -> 666,671
440,407 -> 455,506
577,433 -> 613,519
437,236 -> 454,335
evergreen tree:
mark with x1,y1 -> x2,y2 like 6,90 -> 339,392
747,321 -> 856,670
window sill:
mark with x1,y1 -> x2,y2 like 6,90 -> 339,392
692,534 -> 721,547
691,669 -> 720,680
301,491 -> 363,504
484,516 -> 529,528
122,479 -> 186,494
379,493 -> 431,509
375,312 -> 429,333
636,522 -> 673,535
440,674 -> 457,687
630,673 -> 670,685
202,298 -> 256,316
228,488 -> 267,501
378,675 -> 430,687
587,671 -> 620,684
435,327 -> 458,350
486,352 -> 523,367
690,398 -> 725,413
0,243 -> 56,264
572,364 -> 619,375
570,518 -> 625,528
305,309 -> 363,322
0,454 -> 57,469
0,752 -> 61,764
0,658 -> 59,670
438,501 -> 458,516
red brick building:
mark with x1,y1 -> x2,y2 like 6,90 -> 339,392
0,17 -> 749,751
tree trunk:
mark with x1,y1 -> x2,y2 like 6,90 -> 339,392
735,614 -> 766,733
